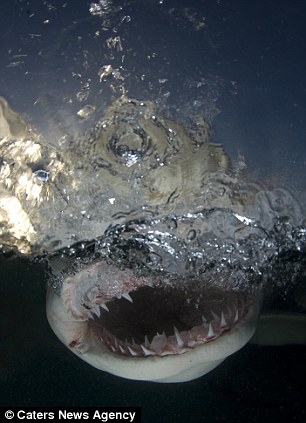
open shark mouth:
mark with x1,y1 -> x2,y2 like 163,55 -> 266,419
91,284 -> 250,358
47,258 -> 261,377
89,286 -> 255,357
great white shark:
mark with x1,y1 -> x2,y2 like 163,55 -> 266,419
1,96 -> 305,383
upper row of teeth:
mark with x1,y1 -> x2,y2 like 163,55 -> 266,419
88,292 -> 240,327
89,292 -> 133,316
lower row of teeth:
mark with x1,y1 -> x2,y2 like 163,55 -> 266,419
93,304 -> 241,357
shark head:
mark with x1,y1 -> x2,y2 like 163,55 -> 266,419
1,96 -> 304,383
46,259 -> 262,383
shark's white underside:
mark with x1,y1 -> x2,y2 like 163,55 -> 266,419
46,286 -> 261,383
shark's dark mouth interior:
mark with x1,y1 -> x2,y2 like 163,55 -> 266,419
85,280 -> 254,358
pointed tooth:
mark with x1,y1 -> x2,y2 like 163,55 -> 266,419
144,335 -> 150,348
127,346 -> 138,356
160,350 -> 177,356
211,310 -> 220,321
202,315 -> 207,324
150,332 -> 167,350
140,345 -> 155,356
174,326 -> 184,347
114,337 -> 118,347
207,322 -> 215,337
221,311 -> 227,328
119,345 -> 126,354
132,338 -> 136,346
178,347 -> 192,354
92,306 -> 101,317
110,345 -> 116,353
234,309 -> 239,323
101,303 -> 109,312
122,292 -> 133,303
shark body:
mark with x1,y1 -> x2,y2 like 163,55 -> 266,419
1,97 -> 305,383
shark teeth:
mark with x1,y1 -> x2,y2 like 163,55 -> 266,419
211,310 -> 220,321
89,290 -> 249,358
91,306 -> 101,317
94,293 -> 133,316
119,345 -> 126,354
140,345 -> 155,356
174,326 -> 184,347
144,335 -> 150,348
221,311 -> 227,328
127,346 -> 138,356
101,303 -> 109,312
99,300 -> 246,358
122,292 -> 133,303
151,332 -> 167,350
202,315 -> 207,324
207,322 -> 215,338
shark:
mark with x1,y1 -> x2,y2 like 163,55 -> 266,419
46,258 -> 263,383
1,96 -> 305,383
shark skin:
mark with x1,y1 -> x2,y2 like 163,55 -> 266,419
47,283 -> 306,383
46,260 -> 262,383
46,288 -> 261,383
1,97 -> 305,383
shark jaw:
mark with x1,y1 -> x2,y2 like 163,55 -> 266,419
46,260 -> 262,383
